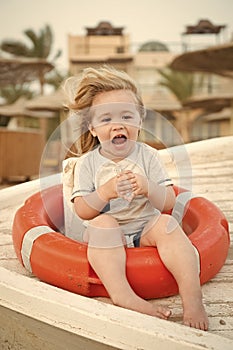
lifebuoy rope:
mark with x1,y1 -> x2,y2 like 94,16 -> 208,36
21,226 -> 56,272
171,192 -> 199,222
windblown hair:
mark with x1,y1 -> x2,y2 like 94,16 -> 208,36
63,65 -> 145,156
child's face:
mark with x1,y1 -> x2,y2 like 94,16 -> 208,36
89,90 -> 142,161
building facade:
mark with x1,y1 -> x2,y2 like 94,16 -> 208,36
68,21 -> 134,76
68,21 -> 233,147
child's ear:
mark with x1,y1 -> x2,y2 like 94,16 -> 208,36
88,124 -> 97,137
138,118 -> 142,132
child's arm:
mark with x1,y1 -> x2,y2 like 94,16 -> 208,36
147,181 -> 176,211
120,171 -> 176,212
73,177 -> 118,220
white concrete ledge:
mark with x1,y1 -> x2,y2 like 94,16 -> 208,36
0,267 -> 232,350
0,173 -> 61,209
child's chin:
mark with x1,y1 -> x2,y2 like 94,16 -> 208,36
113,142 -> 135,156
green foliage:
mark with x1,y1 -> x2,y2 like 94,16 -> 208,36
0,84 -> 35,104
44,69 -> 70,90
19,116 -> 40,129
157,68 -> 196,103
0,24 -> 66,136
1,24 -> 61,61
1,41 -> 29,57
0,24 -> 66,101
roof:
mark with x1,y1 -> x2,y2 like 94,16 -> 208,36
85,21 -> 124,36
170,42 -> 233,78
0,97 -> 55,118
0,56 -> 54,86
139,41 -> 169,52
26,89 -> 67,111
183,19 -> 226,35
182,93 -> 233,111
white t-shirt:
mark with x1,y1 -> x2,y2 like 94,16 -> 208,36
71,142 -> 172,236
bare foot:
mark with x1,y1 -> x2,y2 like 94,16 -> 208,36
116,294 -> 171,320
183,297 -> 209,331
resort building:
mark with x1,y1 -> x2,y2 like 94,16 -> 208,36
67,21 -> 233,147
68,21 -> 233,146
68,21 -> 134,76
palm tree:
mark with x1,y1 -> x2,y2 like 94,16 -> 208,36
0,84 -> 34,104
157,68 -> 195,103
1,24 -> 61,93
1,24 -> 61,61
157,68 -> 205,142
44,69 -> 70,90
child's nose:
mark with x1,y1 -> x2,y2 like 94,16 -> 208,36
112,123 -> 124,130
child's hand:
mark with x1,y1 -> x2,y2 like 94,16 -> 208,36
99,171 -> 149,203
116,170 -> 137,202
132,173 -> 149,197
98,176 -> 119,201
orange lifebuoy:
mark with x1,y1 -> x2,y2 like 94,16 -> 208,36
12,184 -> 230,299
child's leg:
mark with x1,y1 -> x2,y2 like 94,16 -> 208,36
85,214 -> 171,319
140,214 -> 209,331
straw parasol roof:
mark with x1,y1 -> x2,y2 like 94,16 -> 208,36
143,91 -> 182,114
26,89 -> 66,112
150,100 -> 181,113
170,42 -> 233,78
203,107 -> 232,122
182,93 -> 233,134
0,97 -> 55,118
0,56 -> 54,86
182,93 -> 233,111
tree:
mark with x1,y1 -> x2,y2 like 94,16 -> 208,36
1,24 -> 61,62
157,68 -> 205,143
0,84 -> 34,104
157,68 -> 195,103
1,24 -> 62,94
44,69 -> 70,90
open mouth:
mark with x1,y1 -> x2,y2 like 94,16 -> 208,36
112,134 -> 127,145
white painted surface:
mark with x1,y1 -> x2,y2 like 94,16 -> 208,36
0,267 -> 232,350
0,136 -> 233,349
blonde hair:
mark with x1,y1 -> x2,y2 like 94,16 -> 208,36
63,65 -> 145,156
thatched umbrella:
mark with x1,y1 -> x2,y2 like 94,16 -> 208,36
143,91 -> 182,114
25,89 -> 66,112
170,42 -> 233,78
141,92 -> 193,144
26,89 -> 67,131
0,96 -> 55,118
203,107 -> 231,122
25,89 -> 69,157
182,93 -> 233,134
170,41 -> 233,136
0,56 -> 54,93
0,96 -> 56,141
182,93 -> 233,111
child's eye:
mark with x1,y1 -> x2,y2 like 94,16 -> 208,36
122,115 -> 133,120
100,117 -> 111,123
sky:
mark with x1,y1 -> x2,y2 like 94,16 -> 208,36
0,0 -> 233,71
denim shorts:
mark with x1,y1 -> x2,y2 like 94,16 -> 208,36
124,230 -> 142,248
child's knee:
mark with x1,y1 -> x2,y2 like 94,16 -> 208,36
89,214 -> 118,229
141,214 -> 179,245
158,214 -> 180,234
87,214 -> 123,248
147,213 -> 178,233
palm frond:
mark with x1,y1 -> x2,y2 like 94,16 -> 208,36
1,41 -> 30,57
157,68 -> 196,102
